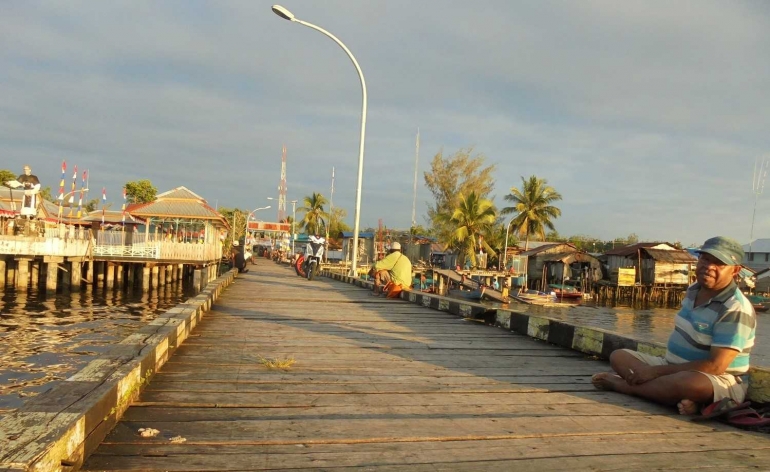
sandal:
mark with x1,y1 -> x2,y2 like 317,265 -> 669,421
725,408 -> 770,427
691,398 -> 751,422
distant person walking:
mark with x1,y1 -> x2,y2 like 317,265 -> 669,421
592,236 -> 755,416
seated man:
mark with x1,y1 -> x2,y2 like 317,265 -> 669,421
371,242 -> 412,296
592,236 -> 755,415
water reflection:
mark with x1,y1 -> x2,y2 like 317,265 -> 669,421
0,285 -> 193,418
500,298 -> 770,366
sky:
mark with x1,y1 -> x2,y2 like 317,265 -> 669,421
1,0 -> 769,246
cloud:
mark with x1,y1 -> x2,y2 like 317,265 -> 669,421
0,0 -> 768,245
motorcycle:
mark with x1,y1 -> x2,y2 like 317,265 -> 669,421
302,239 -> 325,281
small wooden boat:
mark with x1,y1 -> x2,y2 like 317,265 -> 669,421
513,290 -> 556,305
548,284 -> 583,300
449,286 -> 487,301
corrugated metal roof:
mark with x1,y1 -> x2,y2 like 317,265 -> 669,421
605,242 -> 674,257
744,239 -> 770,253
521,242 -> 576,257
127,186 -> 225,224
82,210 -> 145,224
644,248 -> 697,263
341,232 -> 375,238
155,186 -> 205,201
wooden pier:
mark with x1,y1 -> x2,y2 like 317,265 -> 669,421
81,260 -> 770,471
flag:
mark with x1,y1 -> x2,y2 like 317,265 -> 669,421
76,170 -> 86,218
67,165 -> 77,217
57,161 -> 66,219
101,187 -> 106,224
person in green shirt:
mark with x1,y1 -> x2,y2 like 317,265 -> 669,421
371,242 -> 413,295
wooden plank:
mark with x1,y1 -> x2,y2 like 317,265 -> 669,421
81,260 -> 770,471
83,434 -> 770,471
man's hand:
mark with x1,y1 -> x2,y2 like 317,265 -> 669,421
626,365 -> 659,385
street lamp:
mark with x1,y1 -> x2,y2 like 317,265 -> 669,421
245,206 -> 271,247
502,217 -> 516,270
271,4 -> 367,278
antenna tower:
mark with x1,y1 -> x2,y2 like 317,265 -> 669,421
278,145 -> 287,221
411,128 -> 420,228
750,155 -> 769,254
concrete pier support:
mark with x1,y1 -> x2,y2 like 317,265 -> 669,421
116,263 -> 124,289
177,264 -> 184,282
166,265 -> 172,284
127,264 -> 135,290
46,262 -> 59,293
96,262 -> 105,287
193,268 -> 202,293
142,266 -> 150,291
106,264 -> 115,289
7,263 -> 16,288
16,258 -> 31,289
30,262 -> 41,289
151,266 -> 160,288
0,260 -> 5,288
70,261 -> 82,290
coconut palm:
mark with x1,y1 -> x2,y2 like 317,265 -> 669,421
501,175 -> 562,251
440,192 -> 498,267
297,192 -> 329,235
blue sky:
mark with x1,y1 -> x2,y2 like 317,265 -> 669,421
1,0 -> 769,246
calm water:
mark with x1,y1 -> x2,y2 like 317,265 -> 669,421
0,284 -> 193,418
502,298 -> 770,366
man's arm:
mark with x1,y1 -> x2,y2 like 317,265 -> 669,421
627,347 -> 738,385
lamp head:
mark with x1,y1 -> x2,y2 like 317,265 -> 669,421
272,5 -> 295,21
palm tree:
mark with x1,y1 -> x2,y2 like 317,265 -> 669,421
297,192 -> 329,235
502,175 -> 562,251
441,192 -> 498,267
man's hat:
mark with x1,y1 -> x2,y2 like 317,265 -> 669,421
697,236 -> 744,266
233,241 -> 239,246
391,242 -> 401,251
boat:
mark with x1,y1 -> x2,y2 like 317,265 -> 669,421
513,289 -> 556,305
449,286 -> 487,301
747,295 -> 770,313
548,284 -> 584,300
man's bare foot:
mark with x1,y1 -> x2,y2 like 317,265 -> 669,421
677,399 -> 698,415
591,372 -> 624,391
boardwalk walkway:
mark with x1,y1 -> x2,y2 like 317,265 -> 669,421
83,260 -> 770,471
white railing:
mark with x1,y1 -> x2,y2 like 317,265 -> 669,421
93,244 -> 160,259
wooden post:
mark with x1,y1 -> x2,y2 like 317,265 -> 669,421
96,261 -> 105,286
85,260 -> 93,285
115,263 -> 123,288
46,262 -> 59,293
0,259 -> 5,288
127,264 -> 135,289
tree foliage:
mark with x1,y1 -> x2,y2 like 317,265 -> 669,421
125,179 -> 158,204
0,169 -> 15,184
502,175 -> 563,250
297,192 -> 329,235
328,207 -> 351,238
438,192 -> 497,267
423,148 -> 496,246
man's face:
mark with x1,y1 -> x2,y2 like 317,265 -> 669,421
696,253 -> 740,291
23,167 -> 30,175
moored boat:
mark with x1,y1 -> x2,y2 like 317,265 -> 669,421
549,284 -> 584,300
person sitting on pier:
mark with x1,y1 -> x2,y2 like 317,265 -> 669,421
371,242 -> 412,297
592,236 -> 755,416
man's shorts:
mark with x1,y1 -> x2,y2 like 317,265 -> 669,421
622,349 -> 748,403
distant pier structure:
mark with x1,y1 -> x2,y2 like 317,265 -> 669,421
0,186 -> 227,294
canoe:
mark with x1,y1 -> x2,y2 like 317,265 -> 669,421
549,284 -> 584,299
449,287 -> 487,301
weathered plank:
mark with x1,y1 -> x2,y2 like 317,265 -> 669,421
82,261 -> 770,471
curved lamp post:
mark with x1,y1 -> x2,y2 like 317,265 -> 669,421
271,4 -> 367,278
502,217 -> 516,270
246,205 -> 271,245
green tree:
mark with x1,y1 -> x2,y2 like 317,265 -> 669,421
424,148 -> 496,246
439,192 -> 497,267
502,175 -> 563,251
297,193 -> 329,235
0,169 -> 15,184
125,179 -> 158,204
85,198 -> 99,212
328,207 -> 351,238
